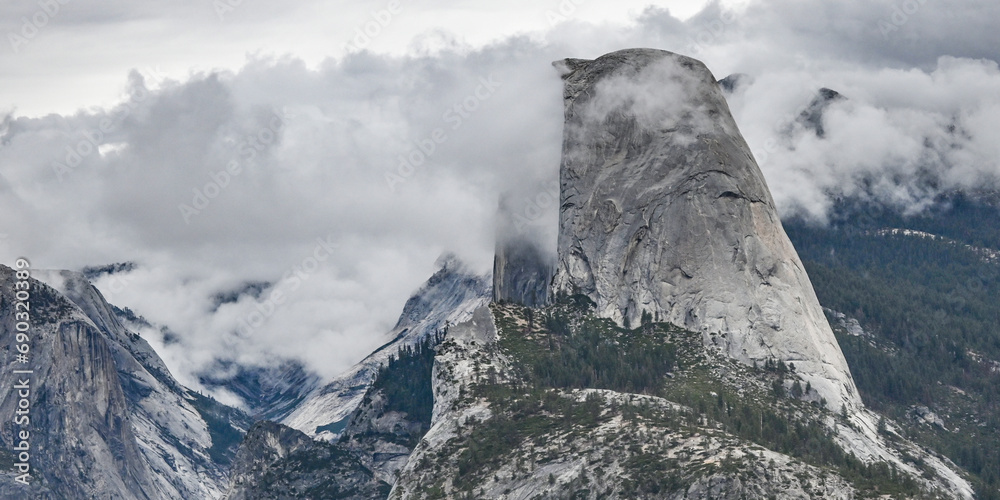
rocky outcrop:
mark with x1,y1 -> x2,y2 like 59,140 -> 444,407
550,49 -> 860,412
280,253 -> 489,440
0,266 -> 239,499
493,195 -> 554,307
223,421 -> 389,500
390,297 -> 973,499
390,304 -> 860,499
338,387 -> 426,485
796,87 -> 845,138
389,306 -> 505,499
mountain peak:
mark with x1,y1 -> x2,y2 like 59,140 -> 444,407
550,48 -> 861,413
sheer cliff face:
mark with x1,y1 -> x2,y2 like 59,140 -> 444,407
551,49 -> 860,411
0,267 -> 233,499
493,195 -> 554,307
0,269 -> 154,500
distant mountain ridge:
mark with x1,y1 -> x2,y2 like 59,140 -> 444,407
2,47 -> 996,499
279,253 -> 490,440
0,267 -> 248,499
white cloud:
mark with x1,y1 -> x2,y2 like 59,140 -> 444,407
0,39 -> 571,385
724,55 -> 1000,220
2,0 -> 1000,387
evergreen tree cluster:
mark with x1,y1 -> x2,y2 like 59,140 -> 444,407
476,304 -> 922,497
528,311 -> 676,395
786,198 -> 1000,499
368,330 -> 445,431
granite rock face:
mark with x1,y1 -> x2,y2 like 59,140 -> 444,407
0,266 -> 238,499
222,421 -> 389,500
492,238 -> 551,307
492,196 -> 554,307
551,49 -> 860,412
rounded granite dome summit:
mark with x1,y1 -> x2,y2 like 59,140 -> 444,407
550,48 -> 862,413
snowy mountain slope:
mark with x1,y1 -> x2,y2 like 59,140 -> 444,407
198,359 -> 321,422
280,253 -> 490,440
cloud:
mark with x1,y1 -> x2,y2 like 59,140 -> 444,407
671,0 -> 1000,71
0,39 -> 574,387
724,55 -> 1000,220
580,54 -> 718,142
2,0 -> 1000,390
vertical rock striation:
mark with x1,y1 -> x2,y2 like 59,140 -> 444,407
0,266 -> 239,499
551,49 -> 860,411
492,195 -> 554,307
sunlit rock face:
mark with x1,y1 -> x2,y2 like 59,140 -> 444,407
551,49 -> 861,412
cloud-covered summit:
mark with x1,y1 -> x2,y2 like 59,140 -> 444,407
1,0 -> 998,393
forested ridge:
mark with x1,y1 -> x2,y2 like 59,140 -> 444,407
785,194 -> 1000,498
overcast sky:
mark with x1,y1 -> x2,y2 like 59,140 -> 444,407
2,0 -> 999,402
